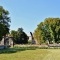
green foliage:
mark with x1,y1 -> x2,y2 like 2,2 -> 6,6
0,6 -> 10,40
11,30 -> 17,43
11,28 -> 29,44
34,18 -> 60,44
34,22 -> 45,44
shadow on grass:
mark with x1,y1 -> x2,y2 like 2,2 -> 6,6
0,46 -> 38,54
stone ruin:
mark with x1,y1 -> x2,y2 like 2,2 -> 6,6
0,36 -> 13,49
30,32 -> 36,44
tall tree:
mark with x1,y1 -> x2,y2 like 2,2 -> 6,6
44,18 -> 60,43
34,18 -> 60,44
34,22 -> 45,44
11,28 -> 29,44
0,6 -> 11,40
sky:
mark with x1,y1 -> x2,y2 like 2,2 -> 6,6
0,0 -> 60,35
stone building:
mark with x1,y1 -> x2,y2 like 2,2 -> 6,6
0,36 -> 13,49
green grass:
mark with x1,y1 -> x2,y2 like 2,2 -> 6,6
0,47 -> 60,60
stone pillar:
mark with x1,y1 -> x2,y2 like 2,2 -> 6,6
9,37 -> 14,47
30,32 -> 36,44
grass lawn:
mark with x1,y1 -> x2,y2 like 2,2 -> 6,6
0,47 -> 60,60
